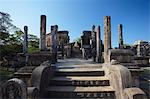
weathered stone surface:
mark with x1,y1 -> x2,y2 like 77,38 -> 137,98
39,15 -> 46,51
91,25 -> 96,62
25,52 -> 52,66
104,16 -> 111,63
134,56 -> 149,67
27,87 -> 39,99
82,31 -> 91,46
103,63 -> 132,99
103,63 -> 147,99
14,66 -> 36,86
123,88 -> 147,99
23,26 -> 28,53
81,31 -> 92,59
96,26 -> 102,63
2,78 -> 27,99
46,30 -> 69,48
118,24 -> 123,49
110,49 -> 134,63
51,25 -> 58,63
133,40 -> 150,57
31,65 -> 54,98
110,59 -> 120,65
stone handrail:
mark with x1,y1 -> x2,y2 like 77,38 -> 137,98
31,62 -> 54,98
123,88 -> 147,99
103,62 -> 147,99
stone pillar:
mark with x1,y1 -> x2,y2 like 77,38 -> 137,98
61,40 -> 64,59
91,25 -> 96,62
118,24 -> 123,49
51,25 -> 58,63
81,36 -> 85,59
104,16 -> 111,63
96,26 -> 102,63
39,15 -> 46,51
23,26 -> 28,53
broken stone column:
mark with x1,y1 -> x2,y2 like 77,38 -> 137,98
39,15 -> 46,51
104,16 -> 111,63
91,25 -> 96,62
23,26 -> 28,53
118,24 -> 124,49
96,26 -> 102,63
51,25 -> 58,63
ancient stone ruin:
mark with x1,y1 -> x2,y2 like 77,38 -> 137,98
1,15 -> 149,99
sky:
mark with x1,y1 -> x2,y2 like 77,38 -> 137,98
0,0 -> 149,47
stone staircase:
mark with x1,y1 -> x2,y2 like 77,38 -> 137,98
46,65 -> 116,98
1,59 -> 147,99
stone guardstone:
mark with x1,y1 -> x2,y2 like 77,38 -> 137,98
110,59 -> 120,65
2,78 -> 27,99
27,87 -> 39,99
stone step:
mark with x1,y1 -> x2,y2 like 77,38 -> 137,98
50,76 -> 110,86
55,69 -> 105,76
46,86 -> 115,98
56,64 -> 102,69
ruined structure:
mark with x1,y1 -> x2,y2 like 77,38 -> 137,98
81,31 -> 92,59
1,15 -> 149,99
46,29 -> 70,59
133,40 -> 150,67
104,16 -> 111,63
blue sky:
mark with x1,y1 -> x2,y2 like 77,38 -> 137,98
0,0 -> 149,47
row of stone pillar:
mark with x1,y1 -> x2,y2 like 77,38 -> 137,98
22,15 -> 58,63
90,25 -> 102,63
23,15 -> 47,53
104,16 -> 124,63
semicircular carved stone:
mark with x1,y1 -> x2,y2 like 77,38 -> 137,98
31,66 -> 54,98
2,78 -> 27,99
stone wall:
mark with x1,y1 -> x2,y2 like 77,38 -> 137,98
110,49 -> 134,63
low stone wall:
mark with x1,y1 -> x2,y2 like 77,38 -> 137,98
14,66 -> 37,86
26,52 -> 52,66
134,56 -> 149,67
110,49 -> 134,63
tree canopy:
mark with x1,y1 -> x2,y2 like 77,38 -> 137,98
0,12 -> 39,60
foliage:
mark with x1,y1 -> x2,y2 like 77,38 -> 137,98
0,12 -> 39,62
74,37 -> 81,43
28,34 -> 39,53
122,43 -> 132,49
0,12 -> 19,33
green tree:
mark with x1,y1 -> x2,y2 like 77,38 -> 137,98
0,12 -> 22,60
0,12 -> 19,33
28,34 -> 39,53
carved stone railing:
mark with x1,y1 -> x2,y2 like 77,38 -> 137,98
103,61 -> 147,99
1,60 -> 53,99
31,61 -> 54,98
